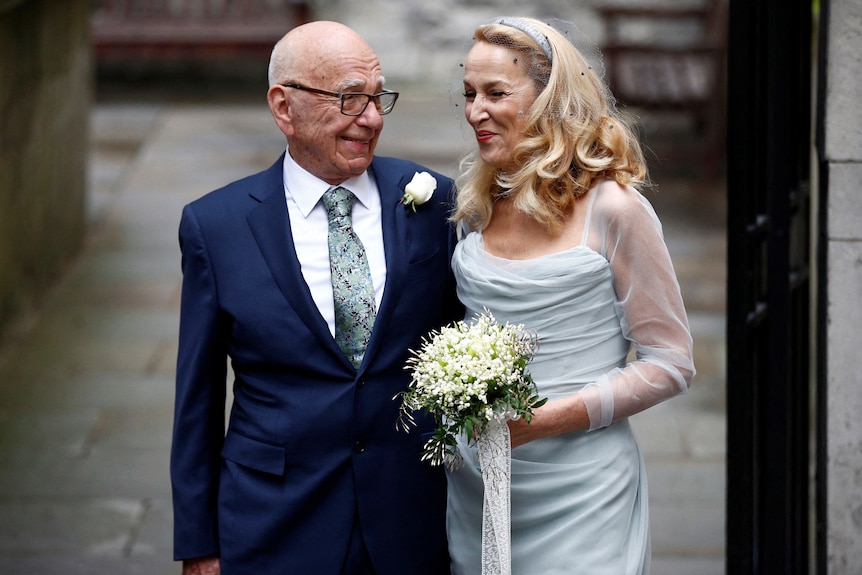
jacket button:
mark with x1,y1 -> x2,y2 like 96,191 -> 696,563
353,441 -> 366,453
357,380 -> 366,388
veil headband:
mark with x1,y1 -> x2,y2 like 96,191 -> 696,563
493,17 -> 553,62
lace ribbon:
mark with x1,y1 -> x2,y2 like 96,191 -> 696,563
477,416 -> 513,575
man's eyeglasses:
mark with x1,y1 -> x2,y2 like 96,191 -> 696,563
281,82 -> 399,116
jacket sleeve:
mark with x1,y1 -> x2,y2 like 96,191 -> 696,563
170,203 -> 228,560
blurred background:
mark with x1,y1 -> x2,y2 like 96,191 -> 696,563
0,1 -> 727,573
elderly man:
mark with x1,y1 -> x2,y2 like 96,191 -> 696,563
170,21 -> 460,575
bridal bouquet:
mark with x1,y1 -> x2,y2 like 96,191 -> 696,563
397,310 -> 545,467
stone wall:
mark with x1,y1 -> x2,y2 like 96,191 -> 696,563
823,0 -> 862,571
0,0 -> 91,335
312,0 -> 605,88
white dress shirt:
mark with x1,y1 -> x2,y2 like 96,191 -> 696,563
281,149 -> 386,338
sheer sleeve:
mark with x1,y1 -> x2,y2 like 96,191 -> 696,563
577,180 -> 695,430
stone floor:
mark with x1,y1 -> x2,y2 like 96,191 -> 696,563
0,89 -> 726,573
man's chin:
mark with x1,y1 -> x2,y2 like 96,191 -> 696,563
340,155 -> 375,175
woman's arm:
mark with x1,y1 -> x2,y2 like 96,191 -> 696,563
509,181 -> 695,445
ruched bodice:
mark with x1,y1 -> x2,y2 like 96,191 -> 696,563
454,236 -> 630,401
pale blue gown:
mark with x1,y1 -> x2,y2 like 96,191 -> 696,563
446,180 -> 695,574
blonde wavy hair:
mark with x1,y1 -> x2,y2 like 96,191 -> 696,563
452,17 -> 649,233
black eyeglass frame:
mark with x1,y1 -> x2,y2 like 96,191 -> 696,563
280,82 -> 400,116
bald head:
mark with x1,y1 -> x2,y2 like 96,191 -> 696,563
265,21 -> 388,184
268,21 -> 380,88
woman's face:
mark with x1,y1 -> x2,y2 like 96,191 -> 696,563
463,41 -> 538,173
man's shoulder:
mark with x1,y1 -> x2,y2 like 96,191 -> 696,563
188,155 -> 284,212
371,156 -> 452,185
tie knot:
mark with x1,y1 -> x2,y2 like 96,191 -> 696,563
322,186 -> 356,220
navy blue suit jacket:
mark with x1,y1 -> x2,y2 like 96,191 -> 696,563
171,154 -> 462,574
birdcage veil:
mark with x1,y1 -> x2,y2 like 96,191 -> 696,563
449,16 -> 649,233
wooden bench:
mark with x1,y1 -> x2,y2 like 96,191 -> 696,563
597,0 -> 728,177
91,0 -> 311,62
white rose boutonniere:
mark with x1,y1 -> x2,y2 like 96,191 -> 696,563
401,171 -> 436,212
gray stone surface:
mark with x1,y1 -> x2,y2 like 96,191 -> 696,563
823,1 -> 862,571
826,239 -> 862,573
0,0 -> 91,335
824,0 -> 862,160
0,89 -> 726,572
828,162 -> 862,240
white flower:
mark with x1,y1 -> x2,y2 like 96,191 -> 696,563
401,171 -> 436,211
395,309 -> 546,467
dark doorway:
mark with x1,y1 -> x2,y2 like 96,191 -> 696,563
725,0 -> 818,572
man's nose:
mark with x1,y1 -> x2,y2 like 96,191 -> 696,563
356,100 -> 384,127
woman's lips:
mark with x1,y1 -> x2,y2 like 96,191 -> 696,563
476,130 -> 495,143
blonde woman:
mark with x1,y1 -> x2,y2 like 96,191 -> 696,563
447,17 -> 695,574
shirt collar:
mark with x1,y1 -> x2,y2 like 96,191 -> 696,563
282,147 -> 375,217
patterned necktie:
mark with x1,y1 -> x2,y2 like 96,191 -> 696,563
322,186 -> 377,369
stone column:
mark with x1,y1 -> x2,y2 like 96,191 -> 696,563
0,0 -> 91,334
823,0 -> 862,571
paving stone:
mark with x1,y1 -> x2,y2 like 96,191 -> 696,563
650,555 -> 725,575
0,555 -> 181,575
651,502 -> 726,556
131,497 -> 175,559
0,497 -> 144,555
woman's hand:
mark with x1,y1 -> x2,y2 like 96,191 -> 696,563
507,395 -> 590,449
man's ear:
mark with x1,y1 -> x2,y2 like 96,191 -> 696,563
267,84 -> 294,137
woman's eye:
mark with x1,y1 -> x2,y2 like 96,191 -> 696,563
463,90 -> 476,100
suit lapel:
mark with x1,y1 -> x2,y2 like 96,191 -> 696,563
360,160 -> 410,370
245,158 -> 339,357
245,156 -> 414,373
